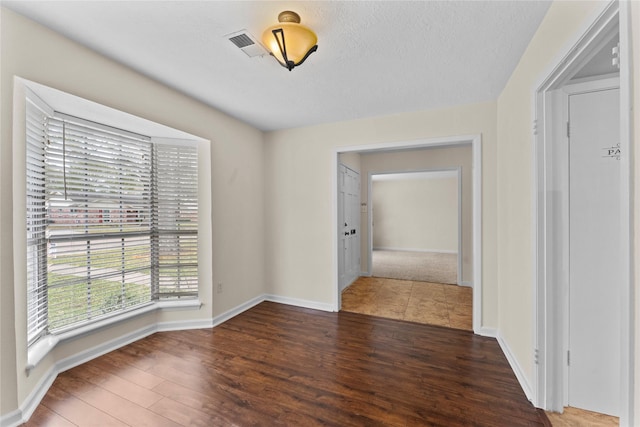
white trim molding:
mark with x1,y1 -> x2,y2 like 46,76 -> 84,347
0,411 -> 22,427
210,295 -> 266,328
333,134 -> 482,334
477,327 -> 498,338
265,294 -> 335,313
26,300 -> 202,373
531,1 -> 633,423
498,332 -> 535,403
4,294 -> 337,427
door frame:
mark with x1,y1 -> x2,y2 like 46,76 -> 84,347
332,134 -> 483,334
532,1 -> 633,423
367,167 -> 463,286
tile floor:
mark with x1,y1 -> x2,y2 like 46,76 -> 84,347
341,276 -> 473,331
545,407 -> 618,427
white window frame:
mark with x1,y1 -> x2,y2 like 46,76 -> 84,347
14,78 -> 212,371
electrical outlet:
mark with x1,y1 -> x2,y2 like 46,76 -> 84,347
217,283 -> 223,294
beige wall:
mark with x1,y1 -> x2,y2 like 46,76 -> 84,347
264,101 -> 497,322
360,145 -> 473,283
496,0 -> 634,395
372,176 -> 459,252
1,9 -> 265,417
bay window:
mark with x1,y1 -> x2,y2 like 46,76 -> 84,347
26,93 -> 199,347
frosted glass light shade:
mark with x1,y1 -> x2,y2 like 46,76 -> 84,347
262,11 -> 318,71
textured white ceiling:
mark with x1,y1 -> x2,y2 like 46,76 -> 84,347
3,1 -> 552,131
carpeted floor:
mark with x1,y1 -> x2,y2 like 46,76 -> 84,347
372,249 -> 457,284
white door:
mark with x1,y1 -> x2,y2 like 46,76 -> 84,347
347,169 -> 360,280
568,88 -> 620,416
338,165 -> 360,291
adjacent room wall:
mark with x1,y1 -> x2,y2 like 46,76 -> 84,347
372,174 -> 458,253
263,101 -> 497,325
360,145 -> 472,283
1,9 -> 265,419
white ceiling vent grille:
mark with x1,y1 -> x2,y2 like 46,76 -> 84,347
225,30 -> 267,58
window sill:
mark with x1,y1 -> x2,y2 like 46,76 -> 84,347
26,299 -> 202,374
26,335 -> 60,373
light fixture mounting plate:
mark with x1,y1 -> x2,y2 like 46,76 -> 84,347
278,11 -> 301,23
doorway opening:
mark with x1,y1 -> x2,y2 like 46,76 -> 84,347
369,169 -> 462,285
341,168 -> 471,330
533,1 -> 632,424
333,135 -> 483,334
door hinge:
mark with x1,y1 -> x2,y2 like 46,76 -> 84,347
612,42 -> 620,69
566,121 -> 570,138
534,348 -> 539,365
567,350 -> 570,366
532,119 -> 538,136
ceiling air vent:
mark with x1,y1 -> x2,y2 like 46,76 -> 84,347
225,30 -> 267,58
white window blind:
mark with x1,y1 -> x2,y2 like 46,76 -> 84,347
26,103 -> 198,345
154,143 -> 199,299
26,99 -> 50,345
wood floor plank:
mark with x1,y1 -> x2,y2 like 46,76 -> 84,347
37,382 -> 128,426
63,361 -> 164,408
147,396 -> 221,427
22,301 -> 548,426
53,373 -> 180,427
22,405 -> 76,427
86,354 -> 165,388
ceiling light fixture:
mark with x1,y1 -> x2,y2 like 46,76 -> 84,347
262,11 -> 318,71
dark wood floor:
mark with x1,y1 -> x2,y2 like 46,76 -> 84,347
24,302 -> 549,426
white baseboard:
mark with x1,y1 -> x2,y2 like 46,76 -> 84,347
474,327 -> 535,403
157,318 -> 216,332
210,295 -> 266,328
497,333 -> 535,403
13,323 -> 158,427
476,326 -> 498,338
264,294 -> 335,312
6,295 -> 265,427
373,247 -> 458,254
0,410 -> 22,427
58,325 -> 158,374
3,293 -> 343,426
458,281 -> 472,288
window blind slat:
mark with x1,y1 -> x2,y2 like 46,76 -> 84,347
154,143 -> 198,300
26,102 -> 199,343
